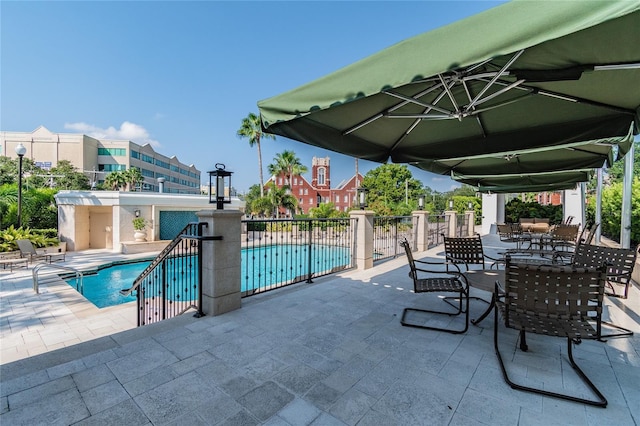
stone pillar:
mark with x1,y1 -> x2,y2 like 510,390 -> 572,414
445,210 -> 457,237
465,210 -> 475,236
197,209 -> 242,316
412,211 -> 429,252
350,210 -> 374,270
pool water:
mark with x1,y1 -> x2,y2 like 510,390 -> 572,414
77,261 -> 148,308
68,244 -> 352,308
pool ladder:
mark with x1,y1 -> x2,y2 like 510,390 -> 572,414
32,263 -> 84,295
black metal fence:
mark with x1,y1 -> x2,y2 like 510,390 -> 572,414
428,214 -> 449,247
373,216 -> 417,262
124,222 -> 204,326
241,218 -> 357,296
455,213 -> 471,237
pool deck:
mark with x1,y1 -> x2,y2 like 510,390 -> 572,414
1,236 -> 639,425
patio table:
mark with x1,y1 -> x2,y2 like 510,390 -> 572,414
463,258 -> 557,325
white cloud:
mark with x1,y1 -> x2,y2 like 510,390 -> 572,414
64,121 -> 161,148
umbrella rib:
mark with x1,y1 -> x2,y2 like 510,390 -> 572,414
461,79 -> 487,138
466,50 -> 524,111
387,80 -> 457,155
384,90 -> 454,116
343,82 -> 445,135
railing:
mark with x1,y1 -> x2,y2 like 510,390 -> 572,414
427,214 -> 449,247
122,222 -> 206,326
241,218 -> 356,296
33,263 -> 83,295
373,216 -> 417,261
456,213 -> 471,237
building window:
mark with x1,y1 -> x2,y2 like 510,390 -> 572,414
335,195 -> 339,202
293,178 -> 298,185
131,150 -> 140,159
299,188 -> 303,195
318,167 -> 325,185
344,195 -> 348,202
309,198 -> 314,204
98,164 -> 126,172
299,198 -> 303,203
98,148 -> 126,156
278,178 -> 282,185
304,188 -> 308,195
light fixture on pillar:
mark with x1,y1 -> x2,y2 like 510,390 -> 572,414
208,163 -> 233,209
418,195 -> 425,210
468,202 -> 473,210
15,143 -> 27,228
134,209 -> 140,217
157,177 -> 165,193
316,194 -> 321,207
449,200 -> 454,210
357,187 -> 369,210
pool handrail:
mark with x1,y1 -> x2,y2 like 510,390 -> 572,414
32,263 -> 83,294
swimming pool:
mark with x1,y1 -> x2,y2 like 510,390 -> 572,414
67,244 -> 353,308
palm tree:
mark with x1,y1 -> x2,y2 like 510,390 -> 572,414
265,182 -> 297,219
104,171 -> 126,191
124,167 -> 144,191
267,150 -> 308,188
237,112 -> 275,197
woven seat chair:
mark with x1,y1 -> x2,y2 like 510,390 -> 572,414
542,224 -> 580,251
443,233 -> 504,270
494,256 -> 607,407
571,243 -> 639,338
400,238 -> 469,334
497,224 -> 531,249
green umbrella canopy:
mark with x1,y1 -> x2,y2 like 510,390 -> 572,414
259,0 -> 639,169
452,168 -> 593,188
415,138 -> 618,176
477,181 -> 581,194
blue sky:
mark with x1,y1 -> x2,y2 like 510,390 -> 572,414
1,0 -> 506,193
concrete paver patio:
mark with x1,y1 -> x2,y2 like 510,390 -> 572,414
1,235 -> 638,425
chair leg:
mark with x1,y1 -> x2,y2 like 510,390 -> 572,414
599,321 -> 634,339
401,291 -> 469,334
493,308 -> 607,407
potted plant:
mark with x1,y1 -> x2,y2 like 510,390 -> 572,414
132,217 -> 148,242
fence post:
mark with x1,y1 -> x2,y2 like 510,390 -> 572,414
466,209 -> 475,236
350,210 -> 374,270
445,210 -> 457,237
412,211 -> 429,251
196,209 -> 242,316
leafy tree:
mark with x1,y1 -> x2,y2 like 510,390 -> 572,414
265,182 -> 297,218
267,150 -> 308,187
0,186 -> 57,230
586,178 -> 639,246
104,171 -> 127,190
251,196 -> 275,217
605,141 -> 640,183
242,184 -> 263,216
0,156 -> 47,188
308,202 -> 347,218
361,164 -> 423,215
49,160 -> 91,190
124,167 -> 144,191
237,112 -> 275,197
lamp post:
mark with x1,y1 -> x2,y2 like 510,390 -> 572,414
208,163 -> 233,209
15,143 -> 27,228
357,187 -> 368,210
449,200 -> 454,210
418,195 -> 425,210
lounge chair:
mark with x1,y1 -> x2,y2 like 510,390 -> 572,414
399,238 -> 469,334
17,239 -> 66,264
494,256 -> 608,407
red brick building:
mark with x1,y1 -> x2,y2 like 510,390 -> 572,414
536,192 -> 562,206
266,156 -> 363,215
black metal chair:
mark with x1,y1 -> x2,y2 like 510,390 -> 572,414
443,233 -> 504,270
400,238 -> 469,334
571,243 -> 639,338
494,256 -> 608,407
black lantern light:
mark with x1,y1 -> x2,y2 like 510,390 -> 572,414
449,200 -> 454,210
418,194 -> 425,210
468,201 -> 473,210
208,163 -> 233,209
357,187 -> 369,210
15,143 -> 27,228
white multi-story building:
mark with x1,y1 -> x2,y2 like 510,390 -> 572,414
1,125 -> 201,194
